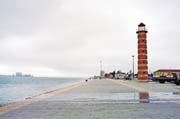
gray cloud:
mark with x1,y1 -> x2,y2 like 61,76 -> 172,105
0,0 -> 180,77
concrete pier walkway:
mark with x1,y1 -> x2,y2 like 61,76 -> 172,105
0,79 -> 180,119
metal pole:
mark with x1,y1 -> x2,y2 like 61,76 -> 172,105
100,60 -> 102,71
132,55 -> 135,79
100,60 -> 102,79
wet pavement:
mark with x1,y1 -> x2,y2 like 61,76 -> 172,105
0,79 -> 180,119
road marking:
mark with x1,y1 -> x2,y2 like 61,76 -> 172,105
0,81 -> 84,116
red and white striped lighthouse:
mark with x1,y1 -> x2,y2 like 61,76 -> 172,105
136,23 -> 148,81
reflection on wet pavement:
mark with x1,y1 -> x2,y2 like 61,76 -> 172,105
139,92 -> 149,103
47,92 -> 180,104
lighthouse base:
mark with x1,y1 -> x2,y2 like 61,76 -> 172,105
138,79 -> 149,82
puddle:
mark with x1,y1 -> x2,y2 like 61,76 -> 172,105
47,92 -> 180,103
150,92 -> 180,100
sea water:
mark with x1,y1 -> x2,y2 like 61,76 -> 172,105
0,76 -> 83,105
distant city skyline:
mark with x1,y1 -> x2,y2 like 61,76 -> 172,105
0,0 -> 180,77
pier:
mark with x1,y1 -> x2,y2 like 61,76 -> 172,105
0,79 -> 180,119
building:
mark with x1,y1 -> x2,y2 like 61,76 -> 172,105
16,72 -> 23,77
100,70 -> 105,78
104,70 -> 126,79
115,70 -> 126,79
153,69 -> 180,76
136,23 -> 148,81
15,72 -> 32,77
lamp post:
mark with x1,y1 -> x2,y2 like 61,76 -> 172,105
132,55 -> 135,79
100,60 -> 102,79
100,60 -> 102,72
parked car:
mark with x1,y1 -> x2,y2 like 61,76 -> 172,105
124,74 -> 131,80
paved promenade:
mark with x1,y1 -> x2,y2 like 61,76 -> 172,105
0,79 -> 180,119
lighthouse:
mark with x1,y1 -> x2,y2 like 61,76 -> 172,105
136,23 -> 148,81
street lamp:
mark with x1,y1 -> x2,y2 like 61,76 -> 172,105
132,55 -> 135,79
100,60 -> 102,72
100,60 -> 102,79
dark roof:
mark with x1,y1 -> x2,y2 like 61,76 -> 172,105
138,22 -> 146,27
155,69 -> 180,73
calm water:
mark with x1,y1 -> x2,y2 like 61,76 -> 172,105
0,76 -> 83,105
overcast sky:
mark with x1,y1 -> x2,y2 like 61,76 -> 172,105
0,0 -> 180,77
